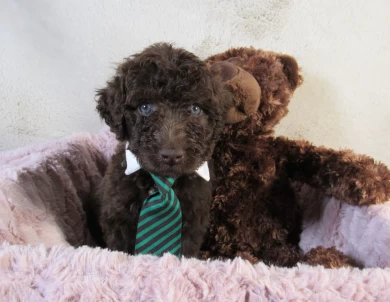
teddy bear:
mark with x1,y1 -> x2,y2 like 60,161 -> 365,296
199,47 -> 390,268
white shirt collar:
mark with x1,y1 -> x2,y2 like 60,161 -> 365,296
124,142 -> 210,181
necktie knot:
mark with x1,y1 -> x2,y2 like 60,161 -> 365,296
151,173 -> 175,194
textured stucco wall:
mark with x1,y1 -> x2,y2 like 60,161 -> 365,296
1,0 -> 389,166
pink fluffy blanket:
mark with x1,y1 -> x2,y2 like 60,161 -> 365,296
1,128 -> 390,300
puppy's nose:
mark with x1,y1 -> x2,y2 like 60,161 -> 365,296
159,149 -> 184,165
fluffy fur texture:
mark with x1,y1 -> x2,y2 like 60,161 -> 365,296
1,127 -> 390,268
2,127 -> 390,299
2,243 -> 390,301
200,48 -> 390,267
0,129 -> 117,248
94,43 -> 231,257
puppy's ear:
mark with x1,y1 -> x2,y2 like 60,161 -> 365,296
209,67 -> 234,122
96,66 -> 129,141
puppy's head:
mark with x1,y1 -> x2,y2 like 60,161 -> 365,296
96,43 -> 231,177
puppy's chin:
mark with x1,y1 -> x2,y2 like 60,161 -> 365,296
139,158 -> 203,178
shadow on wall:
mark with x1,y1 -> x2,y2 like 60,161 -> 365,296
276,70 -> 345,151
192,0 -> 293,58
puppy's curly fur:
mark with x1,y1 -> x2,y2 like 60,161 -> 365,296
93,43 -> 231,257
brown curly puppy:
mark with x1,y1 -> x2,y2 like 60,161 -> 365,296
93,43 -> 231,257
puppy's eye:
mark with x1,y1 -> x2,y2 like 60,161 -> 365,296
138,104 -> 155,116
190,105 -> 202,116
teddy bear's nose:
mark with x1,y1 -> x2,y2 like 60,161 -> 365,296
159,149 -> 184,165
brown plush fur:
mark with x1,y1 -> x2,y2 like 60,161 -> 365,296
93,43 -> 231,257
200,47 -> 390,267
91,44 -> 390,268
302,246 -> 362,268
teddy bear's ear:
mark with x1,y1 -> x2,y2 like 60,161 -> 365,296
278,55 -> 303,91
209,61 -> 261,124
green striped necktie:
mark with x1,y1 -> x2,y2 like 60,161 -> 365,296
135,173 -> 182,257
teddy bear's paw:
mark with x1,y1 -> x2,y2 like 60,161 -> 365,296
328,158 -> 390,206
302,246 -> 362,268
339,175 -> 390,206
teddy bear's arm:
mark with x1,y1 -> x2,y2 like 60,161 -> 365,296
272,136 -> 390,206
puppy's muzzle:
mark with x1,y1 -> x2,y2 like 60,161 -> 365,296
159,148 -> 184,166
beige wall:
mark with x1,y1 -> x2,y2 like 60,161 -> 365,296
1,0 -> 389,166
